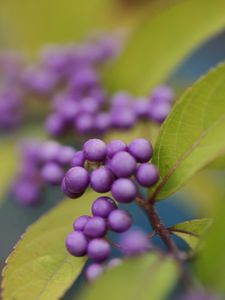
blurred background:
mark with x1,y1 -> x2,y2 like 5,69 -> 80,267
1,1 -> 225,299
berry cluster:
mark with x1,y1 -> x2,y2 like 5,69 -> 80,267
0,34 -> 120,131
63,137 -> 157,281
66,199 -> 151,281
12,140 -> 75,206
46,85 -> 174,137
0,34 -> 174,135
62,138 -> 159,201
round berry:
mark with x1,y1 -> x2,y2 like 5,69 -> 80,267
71,151 -> 85,167
135,163 -> 159,187
149,101 -> 171,123
85,263 -> 104,282
13,181 -> 41,206
41,162 -> 64,185
66,231 -> 88,257
111,178 -> 137,203
45,113 -> 65,136
84,217 -> 107,238
128,138 -> 153,162
90,167 -> 114,193
108,209 -> 132,233
83,139 -> 107,162
63,167 -> 89,197
107,140 -> 127,158
107,258 -> 122,269
87,238 -> 111,262
151,86 -> 174,103
73,215 -> 91,231
61,177 -> 84,199
110,151 -> 136,178
91,196 -> 117,218
39,141 -> 61,162
120,229 -> 150,256
58,146 -> 76,165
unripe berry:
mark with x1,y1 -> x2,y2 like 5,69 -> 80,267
90,167 -> 114,193
91,196 -> 117,218
108,209 -> 132,233
111,178 -> 137,203
87,238 -> 111,262
66,231 -> 88,256
135,163 -> 159,187
109,151 -> 136,178
84,217 -> 107,238
84,139 -> 107,162
128,138 -> 153,162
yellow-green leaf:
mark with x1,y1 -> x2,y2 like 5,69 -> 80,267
80,253 -> 178,300
2,191 -> 98,300
107,0 -> 225,94
151,63 -> 225,200
169,218 -> 211,250
195,200 -> 225,293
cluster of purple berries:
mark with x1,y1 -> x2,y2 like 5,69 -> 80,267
12,140 -> 75,206
0,35 -> 120,131
46,85 -> 174,137
66,195 -> 151,281
62,138 -> 159,201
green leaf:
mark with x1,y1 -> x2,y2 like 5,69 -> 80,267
80,253 -> 178,300
195,200 -> 225,293
169,218 -> 211,250
107,0 -> 225,94
151,63 -> 225,200
1,191 -> 98,300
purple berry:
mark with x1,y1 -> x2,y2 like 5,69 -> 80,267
120,229 -> 150,256
94,113 -> 111,133
91,196 -> 117,218
71,151 -> 85,167
107,258 -> 122,269
61,177 -> 84,199
107,140 -> 127,158
90,167 -> 114,193
74,113 -> 95,134
111,108 -> 136,129
151,86 -> 174,103
63,166 -> 89,197
149,101 -> 171,123
87,238 -> 111,262
13,181 -> 41,206
45,114 -> 65,136
39,141 -> 61,162
135,163 -> 159,187
85,263 -> 104,282
66,231 -> 88,256
41,162 -> 64,185
108,209 -> 132,233
133,98 -> 149,118
58,146 -> 76,165
73,215 -> 91,231
111,178 -> 137,203
84,217 -> 107,238
109,151 -> 136,178
84,139 -> 107,162
128,138 -> 153,162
